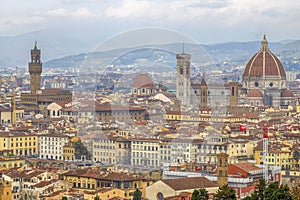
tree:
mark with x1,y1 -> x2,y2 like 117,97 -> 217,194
214,184 -> 236,200
264,182 -> 292,200
293,151 -> 300,170
62,197 -> 68,200
291,179 -> 300,200
250,178 -> 266,200
192,189 -> 200,200
133,188 -> 142,200
192,188 -> 209,200
94,195 -> 100,200
246,180 -> 293,200
74,140 -> 92,160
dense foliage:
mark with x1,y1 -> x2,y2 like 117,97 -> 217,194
192,188 -> 209,200
245,179 -> 293,200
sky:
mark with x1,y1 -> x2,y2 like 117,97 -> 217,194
1,0 -> 300,44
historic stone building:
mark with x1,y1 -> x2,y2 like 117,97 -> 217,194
176,53 -> 191,105
176,35 -> 295,109
242,35 -> 295,107
21,42 -> 72,111
131,74 -> 157,96
176,52 -> 208,108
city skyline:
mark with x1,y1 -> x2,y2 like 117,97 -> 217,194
0,1 -> 300,199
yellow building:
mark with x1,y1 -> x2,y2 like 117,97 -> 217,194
227,140 -> 257,163
0,133 -> 38,157
83,188 -> 127,200
254,142 -> 292,169
62,143 -> 75,161
64,168 -> 153,198
296,105 -> 300,113
0,107 -> 24,124
0,156 -> 25,169
0,178 -> 12,200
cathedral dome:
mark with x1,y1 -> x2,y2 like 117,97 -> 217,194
132,73 -> 154,88
243,35 -> 286,79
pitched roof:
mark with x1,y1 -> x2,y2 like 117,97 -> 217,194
247,89 -> 263,98
281,89 -> 294,98
232,162 -> 261,173
161,177 -> 217,190
32,179 -> 59,188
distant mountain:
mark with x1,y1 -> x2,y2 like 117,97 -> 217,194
1,30 -> 300,72
0,29 -> 99,68
43,40 -> 300,71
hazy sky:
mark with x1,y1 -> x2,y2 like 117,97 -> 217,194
1,0 -> 299,43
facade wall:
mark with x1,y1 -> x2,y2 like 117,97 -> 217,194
92,138 -> 117,164
39,135 -> 69,160
131,140 -> 160,167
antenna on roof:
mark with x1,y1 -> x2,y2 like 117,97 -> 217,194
182,43 -> 185,54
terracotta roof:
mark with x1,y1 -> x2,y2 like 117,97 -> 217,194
243,35 -> 286,78
161,177 -> 217,190
281,89 -> 294,98
233,162 -> 261,173
247,89 -> 263,98
32,179 -> 59,188
132,73 -> 154,88
63,168 -> 147,181
3,169 -> 45,179
42,189 -> 66,197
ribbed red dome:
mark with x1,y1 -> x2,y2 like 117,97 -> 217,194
243,35 -> 286,79
132,74 -> 154,88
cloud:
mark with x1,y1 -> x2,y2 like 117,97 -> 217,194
71,7 -> 98,18
103,0 -> 300,26
1,0 -> 300,42
105,0 -> 153,19
45,8 -> 68,17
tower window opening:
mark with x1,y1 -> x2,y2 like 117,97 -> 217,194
180,67 -> 183,75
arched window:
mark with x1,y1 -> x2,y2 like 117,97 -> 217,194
157,192 -> 164,200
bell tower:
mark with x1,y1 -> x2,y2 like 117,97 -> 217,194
176,47 -> 191,105
29,41 -> 42,94
200,71 -> 208,108
217,153 -> 229,187
229,81 -> 239,107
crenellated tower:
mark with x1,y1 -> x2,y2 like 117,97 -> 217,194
29,41 -> 42,94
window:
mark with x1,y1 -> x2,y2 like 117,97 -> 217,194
157,192 -> 164,200
180,67 -> 183,75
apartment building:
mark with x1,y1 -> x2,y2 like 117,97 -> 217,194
39,133 -> 69,160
